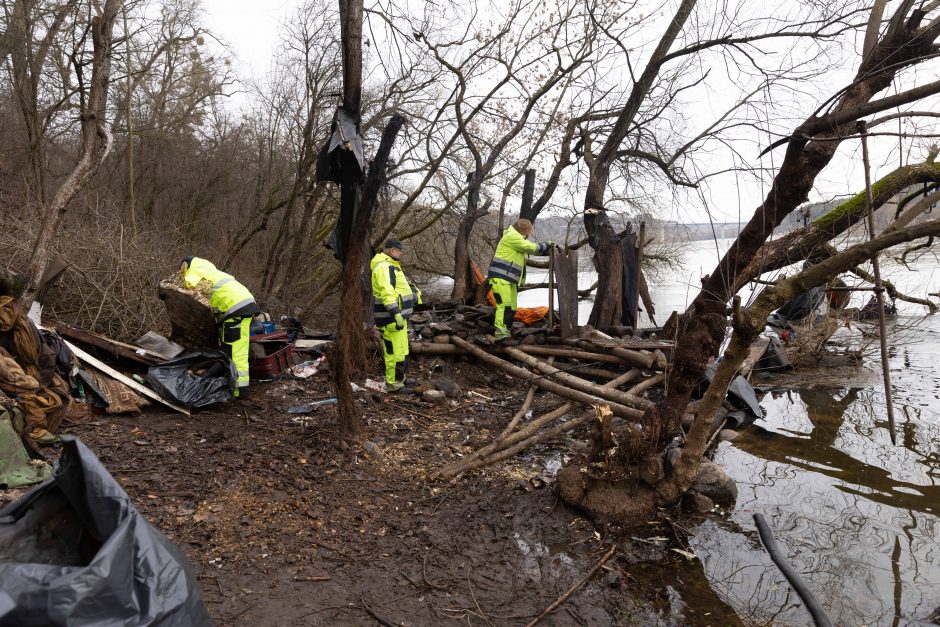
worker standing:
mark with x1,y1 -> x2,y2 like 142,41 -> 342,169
180,257 -> 260,398
486,218 -> 552,340
370,238 -> 422,392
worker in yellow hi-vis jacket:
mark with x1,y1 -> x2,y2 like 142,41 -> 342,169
180,256 -> 260,398
486,219 -> 552,340
370,238 -> 422,392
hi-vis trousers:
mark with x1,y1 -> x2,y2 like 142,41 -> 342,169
381,322 -> 409,386
220,316 -> 252,395
489,278 -> 517,337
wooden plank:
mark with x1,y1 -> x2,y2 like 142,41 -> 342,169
63,339 -> 190,416
552,248 -> 579,339
53,322 -> 162,367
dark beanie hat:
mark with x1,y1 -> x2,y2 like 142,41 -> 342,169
384,238 -> 404,250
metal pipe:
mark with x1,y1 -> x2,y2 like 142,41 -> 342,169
858,120 -> 897,445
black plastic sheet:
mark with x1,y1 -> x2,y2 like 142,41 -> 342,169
0,438 -> 211,626
146,351 -> 236,408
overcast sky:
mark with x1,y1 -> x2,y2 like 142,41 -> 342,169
201,1 -> 935,226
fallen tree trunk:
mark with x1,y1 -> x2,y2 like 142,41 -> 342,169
451,337 -> 645,419
503,346 -> 654,410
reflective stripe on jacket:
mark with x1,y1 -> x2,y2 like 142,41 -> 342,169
370,252 -> 421,326
486,226 -> 548,286
182,257 -> 258,319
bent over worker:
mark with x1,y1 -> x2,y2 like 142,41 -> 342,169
370,238 -> 422,392
180,256 -> 260,397
486,218 -> 552,340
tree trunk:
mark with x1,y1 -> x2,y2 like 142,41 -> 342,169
585,207 -> 623,330
332,114 -> 406,439
19,0 -> 122,309
451,171 -> 483,301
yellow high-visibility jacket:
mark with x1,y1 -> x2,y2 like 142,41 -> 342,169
181,257 -> 258,320
486,226 -> 549,286
370,252 -> 421,326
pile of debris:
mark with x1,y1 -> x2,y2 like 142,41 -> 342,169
0,282 -> 332,489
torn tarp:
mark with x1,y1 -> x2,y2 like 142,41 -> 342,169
704,361 -> 763,424
767,285 -> 828,329
318,108 -> 366,262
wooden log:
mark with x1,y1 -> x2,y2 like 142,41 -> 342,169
445,412 -> 593,479
410,342 -> 462,355
566,338 -> 655,369
515,345 -> 625,365
560,364 -> 624,380
502,346 -> 653,410
626,372 -> 665,395
451,337 -> 644,419
429,362 -> 545,480
741,337 -> 771,379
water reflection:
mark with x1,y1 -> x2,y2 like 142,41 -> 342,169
695,358 -> 940,625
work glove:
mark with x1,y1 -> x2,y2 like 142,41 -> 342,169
415,287 -> 423,305
394,313 -> 405,330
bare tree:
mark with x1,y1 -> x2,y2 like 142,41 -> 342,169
19,0 -> 122,308
558,0 -> 940,523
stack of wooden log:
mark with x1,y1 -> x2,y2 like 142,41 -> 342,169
414,325 -> 673,480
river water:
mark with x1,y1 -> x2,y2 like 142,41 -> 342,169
522,240 -> 940,625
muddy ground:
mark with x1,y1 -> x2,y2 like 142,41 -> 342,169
4,356 -> 742,626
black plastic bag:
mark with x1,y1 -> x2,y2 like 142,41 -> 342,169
146,351 -> 236,408
0,438 -> 211,626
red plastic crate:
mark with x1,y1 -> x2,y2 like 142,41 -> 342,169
249,342 -> 295,380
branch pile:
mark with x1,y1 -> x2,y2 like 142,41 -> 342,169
410,311 -> 673,481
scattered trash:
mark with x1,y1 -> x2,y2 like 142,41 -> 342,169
146,352 -> 236,408
291,356 -> 326,379
0,438 -> 211,625
287,398 -> 337,413
134,331 -> 185,360
364,378 -> 387,393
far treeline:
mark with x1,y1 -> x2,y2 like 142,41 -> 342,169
3,0 -> 940,349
